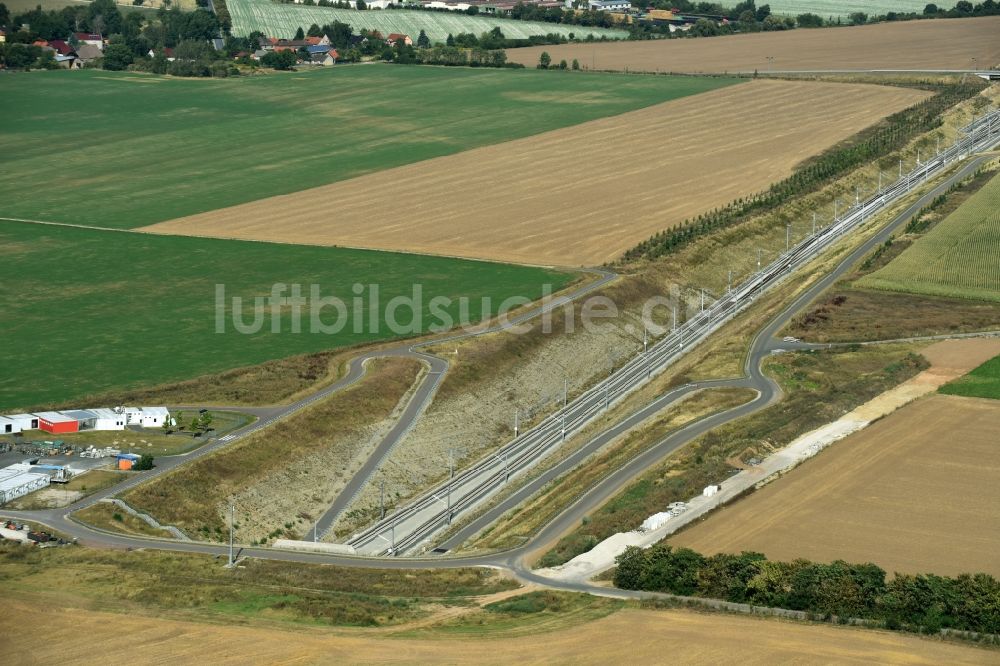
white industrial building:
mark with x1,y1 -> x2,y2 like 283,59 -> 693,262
4,414 -> 39,433
63,409 -> 127,431
0,407 -> 171,435
0,464 -> 50,505
120,406 -> 171,428
0,416 -> 17,435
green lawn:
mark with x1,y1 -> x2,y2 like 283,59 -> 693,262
0,67 -> 739,229
0,221 -> 571,409
940,354 -> 1000,400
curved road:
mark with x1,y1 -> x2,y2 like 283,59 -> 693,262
3,135 -> 998,598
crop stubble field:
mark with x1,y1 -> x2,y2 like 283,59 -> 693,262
670,340 -> 1000,577
858,170 -> 1000,302
146,80 -> 930,266
2,601 -> 993,665
506,17 -> 1000,73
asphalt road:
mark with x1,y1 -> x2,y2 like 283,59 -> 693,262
2,117 -> 997,590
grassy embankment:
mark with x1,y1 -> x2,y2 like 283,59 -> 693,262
786,165 -> 1000,342
0,543 -> 517,628
537,345 -> 928,567
74,501 -> 174,538
123,358 -> 422,541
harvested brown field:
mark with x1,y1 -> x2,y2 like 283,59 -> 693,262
507,17 -> 1000,74
3,600 -> 994,665
142,80 -> 929,267
671,394 -> 1000,577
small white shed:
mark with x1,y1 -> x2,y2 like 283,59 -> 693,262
0,416 -> 18,435
5,414 -> 39,432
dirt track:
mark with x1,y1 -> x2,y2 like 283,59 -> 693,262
507,17 -> 1000,73
3,601 -> 994,665
143,80 -> 928,267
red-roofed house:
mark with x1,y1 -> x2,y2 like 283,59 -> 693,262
49,40 -> 75,56
386,33 -> 412,46
32,39 -> 49,47
0,29 -> 7,44
74,33 -> 105,50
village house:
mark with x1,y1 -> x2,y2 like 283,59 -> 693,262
386,32 -> 412,46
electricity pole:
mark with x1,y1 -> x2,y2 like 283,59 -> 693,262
228,504 -> 235,568
446,448 -> 454,524
513,409 -> 519,438
812,212 -> 816,236
379,478 -> 385,521
785,223 -> 790,252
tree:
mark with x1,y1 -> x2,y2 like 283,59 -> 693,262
537,50 -> 550,69
848,11 -> 868,25
613,546 -> 646,590
754,3 -> 771,21
796,12 -> 823,27
135,454 -> 155,471
161,414 -> 173,434
923,3 -> 939,14
306,23 -> 322,37
571,58 -> 579,70
261,49 -> 297,70
416,28 -> 430,48
0,1 -> 10,27
356,0 -> 366,8
558,58 -> 567,69
199,411 -> 214,430
294,26 -> 305,40
101,42 -> 134,70
445,32 -> 454,46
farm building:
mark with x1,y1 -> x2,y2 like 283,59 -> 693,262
589,0 -> 631,11
0,464 -> 50,505
5,414 -> 39,432
34,412 -> 79,435
121,406 -> 171,428
0,416 -> 18,435
63,409 -> 126,431
0,407 -> 170,434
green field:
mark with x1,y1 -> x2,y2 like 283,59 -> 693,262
0,221 -> 571,410
857,171 -> 1000,302
940,354 -> 1000,400
766,0 -> 929,18
0,67 -> 736,229
228,0 -> 627,41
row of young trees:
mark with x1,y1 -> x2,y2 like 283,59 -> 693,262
621,82 -> 987,262
615,544 -> 1000,636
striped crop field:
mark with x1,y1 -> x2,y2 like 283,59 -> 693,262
227,0 -> 628,41
766,1 -> 928,18
857,170 -> 1000,302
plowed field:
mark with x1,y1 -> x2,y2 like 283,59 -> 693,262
506,16 -> 1000,74
144,80 -> 929,267
671,393 -> 1000,576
